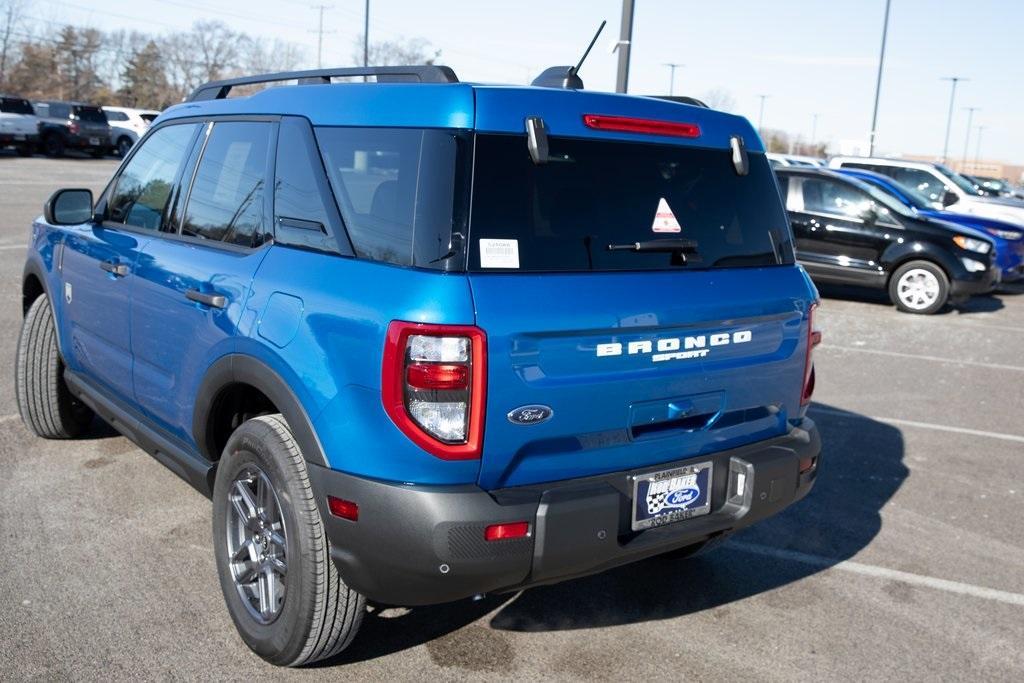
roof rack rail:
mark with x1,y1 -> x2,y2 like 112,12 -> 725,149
186,65 -> 459,102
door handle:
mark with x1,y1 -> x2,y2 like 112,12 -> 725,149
99,260 -> 129,277
185,289 -> 227,309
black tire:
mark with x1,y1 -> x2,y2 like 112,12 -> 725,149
42,134 -> 64,158
116,136 -> 133,157
888,260 -> 950,315
17,144 -> 33,157
212,414 -> 364,666
15,295 -> 94,438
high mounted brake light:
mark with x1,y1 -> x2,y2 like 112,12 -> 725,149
382,321 -> 486,460
582,114 -> 701,139
801,303 -> 823,406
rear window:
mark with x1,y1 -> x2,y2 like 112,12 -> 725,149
468,135 -> 793,272
315,127 -> 468,269
141,113 -> 158,123
74,106 -> 107,124
0,98 -> 33,115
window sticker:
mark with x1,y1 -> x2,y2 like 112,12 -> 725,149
651,197 -> 682,233
479,238 -> 520,269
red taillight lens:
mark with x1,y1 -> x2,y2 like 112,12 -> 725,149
406,363 -> 469,391
582,114 -> 701,138
327,496 -> 359,521
382,321 -> 486,460
484,522 -> 530,541
801,303 -> 822,406
69,121 -> 80,135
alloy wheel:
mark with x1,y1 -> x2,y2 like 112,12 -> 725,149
895,268 -> 940,310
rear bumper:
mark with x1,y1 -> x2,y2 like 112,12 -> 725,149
308,418 -> 821,606
951,265 -> 999,296
0,133 -> 37,146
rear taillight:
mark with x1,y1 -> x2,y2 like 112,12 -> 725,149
801,303 -> 823,406
68,121 -> 80,135
382,321 -> 486,460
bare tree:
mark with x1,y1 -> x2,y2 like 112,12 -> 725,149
352,34 -> 440,66
0,0 -> 29,89
240,35 -> 304,75
702,88 -> 736,113
120,40 -> 169,107
192,21 -> 240,82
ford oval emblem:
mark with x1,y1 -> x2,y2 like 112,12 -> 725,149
507,405 -> 553,425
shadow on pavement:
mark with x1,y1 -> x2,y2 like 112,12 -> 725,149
326,402 -> 905,660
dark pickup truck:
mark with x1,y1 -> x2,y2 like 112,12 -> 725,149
33,101 -> 112,157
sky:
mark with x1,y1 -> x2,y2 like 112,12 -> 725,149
23,0 -> 1024,163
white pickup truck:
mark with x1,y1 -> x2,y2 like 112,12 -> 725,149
0,95 -> 39,156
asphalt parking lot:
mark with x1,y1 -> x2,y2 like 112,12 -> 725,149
0,155 -> 1022,681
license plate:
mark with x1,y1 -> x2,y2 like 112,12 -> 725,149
14,134 -> 25,140
631,462 -> 712,531
89,137 -> 99,145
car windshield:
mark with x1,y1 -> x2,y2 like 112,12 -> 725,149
0,97 -> 33,114
468,135 -> 793,272
934,163 -> 982,195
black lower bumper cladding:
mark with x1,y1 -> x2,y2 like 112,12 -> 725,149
308,418 -> 821,606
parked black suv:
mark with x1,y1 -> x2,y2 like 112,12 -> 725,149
776,168 -> 997,314
33,101 -> 111,157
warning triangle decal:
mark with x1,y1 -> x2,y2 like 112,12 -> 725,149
651,197 -> 682,233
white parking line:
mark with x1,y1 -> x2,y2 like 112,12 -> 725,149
729,541 -> 1024,607
810,406 -> 1024,444
0,244 -> 26,251
821,344 -> 1024,373
820,309 -> 1024,334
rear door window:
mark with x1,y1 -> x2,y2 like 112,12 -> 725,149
799,177 -> 870,218
74,106 -> 107,124
181,121 -> 273,248
107,123 -> 200,230
0,98 -> 34,114
468,135 -> 792,272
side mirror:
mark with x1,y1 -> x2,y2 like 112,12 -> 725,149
942,190 -> 959,207
44,188 -> 93,225
859,204 -> 878,224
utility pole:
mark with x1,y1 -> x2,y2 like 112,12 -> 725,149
363,0 -> 370,67
811,113 -> 821,152
757,94 -> 769,136
961,106 -> 979,171
974,125 -> 986,166
940,76 -> 968,162
310,5 -> 333,69
663,63 -> 683,96
614,0 -> 635,93
868,0 -> 891,157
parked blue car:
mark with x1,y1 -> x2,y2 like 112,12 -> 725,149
837,168 -> 1024,282
17,65 -> 822,666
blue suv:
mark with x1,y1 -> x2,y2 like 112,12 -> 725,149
16,66 -> 822,666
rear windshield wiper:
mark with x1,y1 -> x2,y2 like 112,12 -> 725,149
607,238 -> 701,264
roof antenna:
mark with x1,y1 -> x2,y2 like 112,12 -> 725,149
531,20 -> 606,90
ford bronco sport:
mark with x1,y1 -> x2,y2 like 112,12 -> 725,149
17,65 -> 822,666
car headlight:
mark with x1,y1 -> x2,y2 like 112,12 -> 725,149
986,228 -> 1023,241
952,235 -> 992,254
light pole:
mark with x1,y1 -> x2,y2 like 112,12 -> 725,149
868,0 -> 892,156
940,76 -> 968,162
756,94 -> 770,137
363,0 -> 370,67
961,106 -> 979,171
614,0 -> 636,93
974,125 -> 986,166
663,63 -> 683,96
810,113 -> 821,153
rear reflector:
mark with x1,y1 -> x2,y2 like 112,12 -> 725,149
327,496 -> 359,521
801,304 -> 822,406
582,114 -> 701,138
406,363 -> 470,391
484,522 -> 530,541
799,456 -> 817,474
